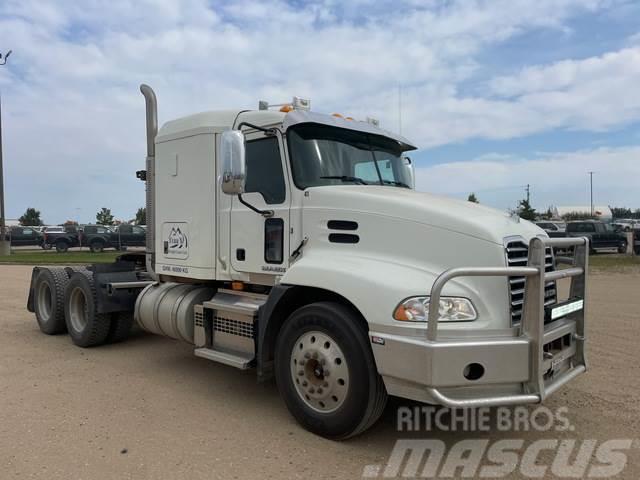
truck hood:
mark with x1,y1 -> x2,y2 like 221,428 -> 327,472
304,186 -> 543,245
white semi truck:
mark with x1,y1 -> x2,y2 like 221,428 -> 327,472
27,85 -> 589,439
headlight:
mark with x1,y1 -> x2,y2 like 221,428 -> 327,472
393,296 -> 477,322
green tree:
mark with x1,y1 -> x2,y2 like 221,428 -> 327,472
135,207 -> 146,225
610,207 -> 632,219
96,207 -> 115,225
19,207 -> 43,226
517,198 -> 537,221
467,193 -> 479,203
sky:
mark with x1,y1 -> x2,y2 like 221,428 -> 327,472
0,0 -> 639,224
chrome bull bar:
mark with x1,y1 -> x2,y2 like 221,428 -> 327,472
425,236 -> 588,408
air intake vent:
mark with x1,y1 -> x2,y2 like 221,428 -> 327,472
505,239 -> 557,325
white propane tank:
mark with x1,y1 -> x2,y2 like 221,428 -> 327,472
135,282 -> 215,343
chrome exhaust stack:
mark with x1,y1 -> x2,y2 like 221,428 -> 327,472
140,84 -> 158,279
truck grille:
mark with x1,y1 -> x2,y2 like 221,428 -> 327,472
505,239 -> 557,325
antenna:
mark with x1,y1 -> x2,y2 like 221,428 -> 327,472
398,84 -> 402,135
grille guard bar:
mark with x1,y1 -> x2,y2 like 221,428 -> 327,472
425,236 -> 588,408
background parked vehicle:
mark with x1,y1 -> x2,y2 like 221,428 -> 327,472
611,219 -> 639,232
82,224 -> 146,252
42,226 -> 80,252
5,226 -> 43,247
566,220 -> 627,253
535,221 -> 566,238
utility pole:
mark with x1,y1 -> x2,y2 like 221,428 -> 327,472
526,184 -> 530,203
0,49 -> 13,256
588,171 -> 594,216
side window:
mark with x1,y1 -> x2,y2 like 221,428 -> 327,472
245,137 -> 286,205
354,161 -> 379,183
132,226 -> 145,235
23,228 -> 34,235
264,218 -> 284,264
354,158 -> 395,182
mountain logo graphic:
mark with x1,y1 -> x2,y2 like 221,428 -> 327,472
168,227 -> 188,250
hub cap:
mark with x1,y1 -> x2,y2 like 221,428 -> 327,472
68,287 -> 88,332
290,331 -> 349,413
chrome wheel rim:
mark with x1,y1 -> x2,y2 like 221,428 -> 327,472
37,282 -> 52,321
290,330 -> 350,413
69,287 -> 88,332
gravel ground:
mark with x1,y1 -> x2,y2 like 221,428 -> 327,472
1,265 -> 638,479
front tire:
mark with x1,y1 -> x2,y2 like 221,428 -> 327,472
56,241 -> 69,253
618,241 -> 627,254
274,302 -> 387,439
64,272 -> 112,347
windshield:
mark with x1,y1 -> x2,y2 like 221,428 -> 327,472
287,124 -> 412,189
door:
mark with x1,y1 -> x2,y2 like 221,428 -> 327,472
230,132 -> 290,277
117,225 -> 132,247
130,226 -> 146,246
21,228 -> 38,246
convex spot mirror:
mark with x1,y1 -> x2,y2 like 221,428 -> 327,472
221,130 -> 246,195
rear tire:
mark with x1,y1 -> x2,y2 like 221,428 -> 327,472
56,241 -> 69,253
274,302 -> 387,439
33,268 -> 69,334
64,271 -> 111,347
618,241 -> 627,254
106,312 -> 134,343
42,243 -> 52,251
90,242 -> 104,253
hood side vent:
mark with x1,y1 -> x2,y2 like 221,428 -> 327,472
327,220 -> 358,231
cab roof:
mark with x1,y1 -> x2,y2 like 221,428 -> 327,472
156,109 -> 417,152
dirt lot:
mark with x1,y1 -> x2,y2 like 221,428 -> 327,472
1,265 -> 639,479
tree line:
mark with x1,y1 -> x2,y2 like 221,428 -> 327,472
466,193 -> 640,222
17,207 -> 146,227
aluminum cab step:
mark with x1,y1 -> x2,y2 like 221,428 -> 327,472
194,347 -> 254,370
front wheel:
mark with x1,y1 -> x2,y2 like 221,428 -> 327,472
274,302 -> 387,439
56,241 -> 69,253
618,241 -> 627,254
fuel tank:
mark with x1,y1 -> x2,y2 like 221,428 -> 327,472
135,282 -> 215,343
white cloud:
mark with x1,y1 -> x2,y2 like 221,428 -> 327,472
415,146 -> 640,210
0,0 -> 637,222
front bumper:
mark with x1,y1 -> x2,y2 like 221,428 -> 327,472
371,236 -> 588,408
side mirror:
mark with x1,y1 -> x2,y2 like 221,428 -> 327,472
221,130 -> 246,195
403,156 -> 415,189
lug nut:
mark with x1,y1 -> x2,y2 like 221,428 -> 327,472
317,388 -> 323,394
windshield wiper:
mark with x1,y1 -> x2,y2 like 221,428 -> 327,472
381,179 -> 411,188
320,175 -> 369,185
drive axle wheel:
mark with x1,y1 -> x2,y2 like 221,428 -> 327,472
33,268 -> 69,334
275,302 -> 387,439
64,272 -> 111,347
